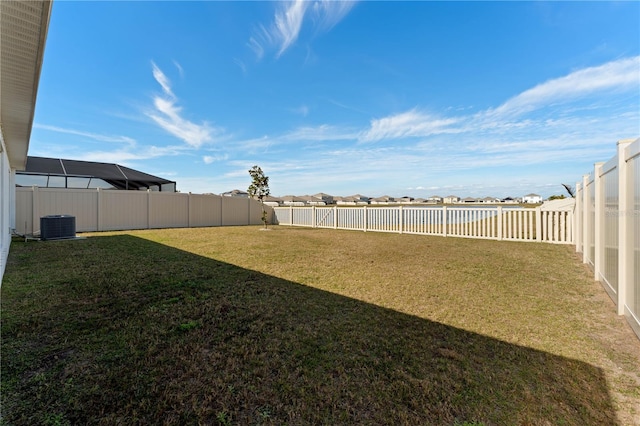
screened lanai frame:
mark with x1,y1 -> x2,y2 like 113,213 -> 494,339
16,156 -> 176,192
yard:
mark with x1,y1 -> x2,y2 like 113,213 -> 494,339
1,226 -> 639,425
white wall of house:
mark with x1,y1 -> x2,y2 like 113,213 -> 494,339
1,0 -> 53,285
0,130 -> 12,282
1,141 -> 22,285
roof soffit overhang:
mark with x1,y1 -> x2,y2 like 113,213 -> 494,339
1,0 -> 53,170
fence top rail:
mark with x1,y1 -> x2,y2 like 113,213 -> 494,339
17,186 -> 101,193
274,205 -> 526,211
625,137 -> 640,162
600,155 -> 618,176
16,186 -> 228,198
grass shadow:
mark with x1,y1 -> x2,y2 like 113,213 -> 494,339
1,234 -> 617,425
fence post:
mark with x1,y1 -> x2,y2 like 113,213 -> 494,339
290,205 -> 293,226
219,195 -> 223,227
497,206 -> 503,240
535,207 -> 541,242
31,185 -> 40,234
617,139 -> 634,315
363,205 -> 367,232
594,162 -> 605,282
442,206 -> 447,237
574,182 -> 582,253
398,205 -> 403,234
188,193 -> 192,228
147,189 -> 152,229
334,206 -> 338,229
97,188 -> 103,231
582,174 -> 590,264
312,205 -> 316,228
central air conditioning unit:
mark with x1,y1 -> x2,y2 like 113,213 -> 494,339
40,215 -> 76,241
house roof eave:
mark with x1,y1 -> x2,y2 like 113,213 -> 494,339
1,1 -> 53,170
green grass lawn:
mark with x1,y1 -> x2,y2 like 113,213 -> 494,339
2,226 -> 639,425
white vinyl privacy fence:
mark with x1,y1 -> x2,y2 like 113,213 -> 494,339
273,205 -> 573,244
15,187 -> 272,234
575,138 -> 640,339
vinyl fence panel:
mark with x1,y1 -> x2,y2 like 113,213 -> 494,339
16,188 -> 270,234
20,188 -> 99,233
189,194 -> 222,227
575,138 -> 640,339
100,190 -> 149,231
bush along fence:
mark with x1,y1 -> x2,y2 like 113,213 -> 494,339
273,205 -> 573,244
575,137 -> 640,339
15,187 -> 272,234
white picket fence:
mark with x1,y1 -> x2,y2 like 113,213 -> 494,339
273,205 -> 573,244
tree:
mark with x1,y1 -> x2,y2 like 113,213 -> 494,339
561,183 -> 575,198
248,165 -> 270,229
548,194 -> 566,201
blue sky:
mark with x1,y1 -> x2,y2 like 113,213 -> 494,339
30,1 -> 639,199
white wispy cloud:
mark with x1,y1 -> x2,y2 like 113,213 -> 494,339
173,60 -> 184,78
234,58 -> 248,75
31,121 -> 195,167
147,62 -> 219,148
311,0 -> 357,32
292,105 -> 310,117
283,124 -> 359,141
33,123 -> 137,146
325,97 -> 370,115
236,135 -> 275,154
274,0 -> 308,57
230,125 -> 358,155
486,55 -> 640,118
203,154 -> 229,164
247,37 -> 265,60
250,0 -> 356,59
359,109 -> 464,142
151,61 -> 175,99
358,56 -> 639,145
72,144 -> 188,164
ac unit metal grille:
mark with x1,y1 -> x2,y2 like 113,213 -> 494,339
40,215 -> 76,240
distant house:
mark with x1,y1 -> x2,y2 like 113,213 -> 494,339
501,197 -> 518,204
462,197 -> 477,203
263,196 -> 282,207
353,194 -> 371,205
398,196 -> 414,204
443,195 -> 460,204
313,193 -> 334,205
222,189 -> 249,197
523,193 -> 542,204
427,195 -> 443,204
370,195 -> 395,205
281,195 -> 306,206
300,195 -> 326,206
336,196 -> 358,205
481,197 -> 501,204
